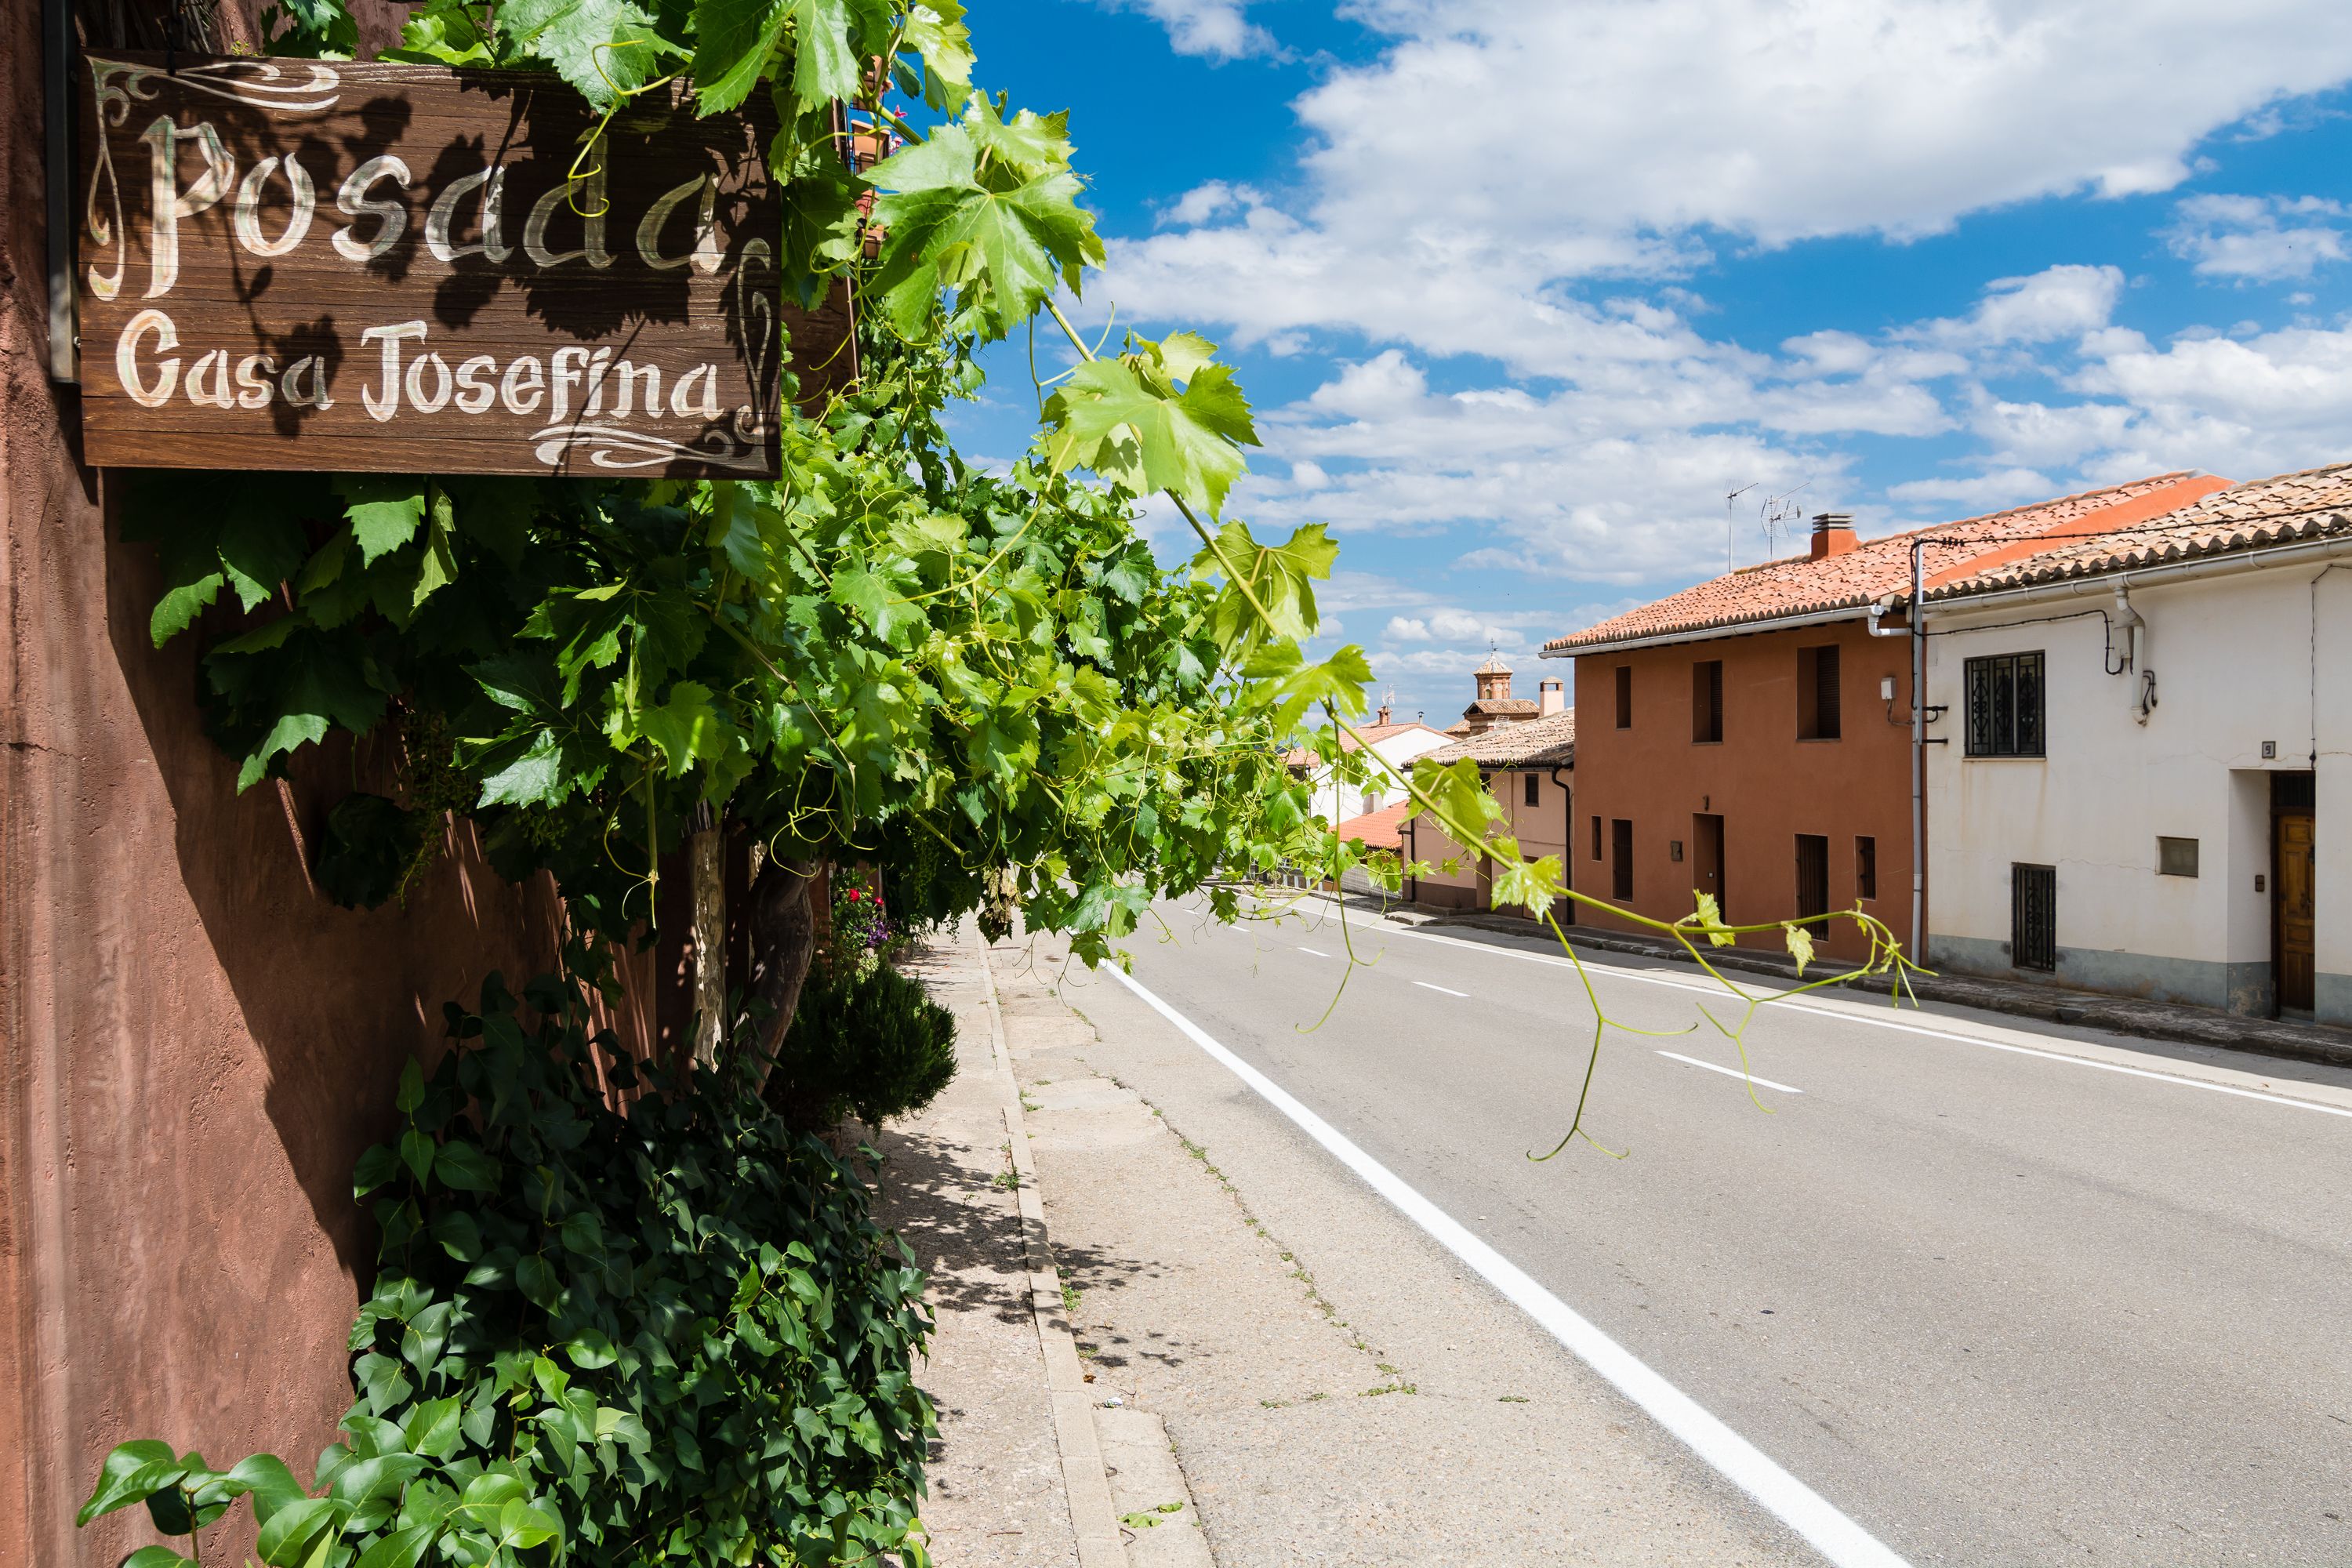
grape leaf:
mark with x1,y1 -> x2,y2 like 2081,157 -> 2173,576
1044,335 -> 1258,518
866,111 -> 1103,339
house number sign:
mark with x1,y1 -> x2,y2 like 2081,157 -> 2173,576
74,53 -> 848,477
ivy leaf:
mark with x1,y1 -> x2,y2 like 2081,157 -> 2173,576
225,1454 -> 308,1523
1044,336 -> 1258,518
353,1145 -> 401,1199
76,1441 -> 187,1526
254,1495 -> 341,1566
564,1329 -> 619,1370
432,1140 -> 499,1192
1784,921 -> 1816,975
354,1524 -> 441,1568
516,1255 -> 562,1313
402,1399 -> 463,1459
338,477 -> 427,567
866,111 -> 1104,339
121,1548 -> 197,1568
400,1128 -> 435,1186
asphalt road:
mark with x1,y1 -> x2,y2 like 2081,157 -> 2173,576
1069,898 -> 2352,1566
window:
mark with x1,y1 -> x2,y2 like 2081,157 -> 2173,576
1965,652 -> 2045,757
1610,819 -> 1634,899
1692,659 -> 1723,742
1855,835 -> 1878,901
1795,834 -> 1830,933
2012,863 -> 2056,971
1796,645 -> 1842,740
2158,837 -> 2199,877
1614,665 -> 1633,728
1523,772 -> 1541,807
1592,815 -> 1602,860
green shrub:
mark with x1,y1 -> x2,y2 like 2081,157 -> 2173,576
78,966 -> 935,1567
766,962 -> 958,1132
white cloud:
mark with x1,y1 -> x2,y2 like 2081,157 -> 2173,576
1885,468 -> 2059,508
1093,0 -> 1275,60
2165,193 -> 2350,281
1105,1 -> 2352,371
1160,180 -> 1259,227
1911,265 -> 2125,350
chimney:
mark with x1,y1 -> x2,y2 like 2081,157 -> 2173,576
1810,512 -> 1857,561
1375,702 -> 1392,726
1538,677 -> 1564,717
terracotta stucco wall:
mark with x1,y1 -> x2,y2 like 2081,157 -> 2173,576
1406,766 -> 1573,918
0,7 -> 659,1559
1567,619 -> 1916,962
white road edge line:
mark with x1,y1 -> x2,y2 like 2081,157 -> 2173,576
1392,927 -> 2352,1122
1413,980 -> 1469,997
1105,964 -> 1911,1568
1657,1051 -> 1804,1094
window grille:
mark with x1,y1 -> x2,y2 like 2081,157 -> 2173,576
2012,863 -> 2056,970
1965,652 -> 2045,757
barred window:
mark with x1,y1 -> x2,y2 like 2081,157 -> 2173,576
1965,652 -> 2045,757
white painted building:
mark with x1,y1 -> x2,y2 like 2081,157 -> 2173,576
1922,463 -> 2352,1023
1284,706 -> 1458,826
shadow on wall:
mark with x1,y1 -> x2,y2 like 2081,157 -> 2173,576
107,521 -> 574,1286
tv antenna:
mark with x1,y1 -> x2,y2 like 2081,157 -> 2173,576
1725,481 -> 1759,573
1760,481 -> 1811,558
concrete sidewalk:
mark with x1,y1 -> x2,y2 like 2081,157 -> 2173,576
875,926 -> 1211,1567
880,919 -> 1832,1565
981,931 -> 1815,1568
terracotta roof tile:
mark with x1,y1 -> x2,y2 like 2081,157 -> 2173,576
1334,800 -> 1412,851
1929,460 -> 2352,600
1465,698 -> 1540,717
1424,709 -> 1577,768
1541,474 -> 2225,654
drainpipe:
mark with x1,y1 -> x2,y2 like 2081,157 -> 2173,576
1910,539 -> 1927,963
1552,764 -> 1573,923
2109,585 -> 2153,724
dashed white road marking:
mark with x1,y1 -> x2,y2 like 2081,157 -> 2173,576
1296,946 -> 1332,958
1413,980 -> 1469,997
1389,927 -> 2352,1123
1657,1051 -> 1804,1094
1105,964 -> 1914,1568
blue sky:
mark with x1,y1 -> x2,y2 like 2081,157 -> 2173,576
942,0 -> 2352,726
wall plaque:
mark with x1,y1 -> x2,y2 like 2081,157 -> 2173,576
75,53 -> 851,477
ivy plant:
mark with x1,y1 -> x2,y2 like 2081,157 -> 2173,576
81,966 -> 935,1567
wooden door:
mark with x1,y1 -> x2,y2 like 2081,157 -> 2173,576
1795,834 -> 1830,933
2276,811 -> 2316,1012
1693,815 -> 1726,920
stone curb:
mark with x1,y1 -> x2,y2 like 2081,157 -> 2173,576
1290,888 -> 2352,1072
975,940 -> 1130,1568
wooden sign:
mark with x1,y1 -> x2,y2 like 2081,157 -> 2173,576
74,53 -> 853,477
